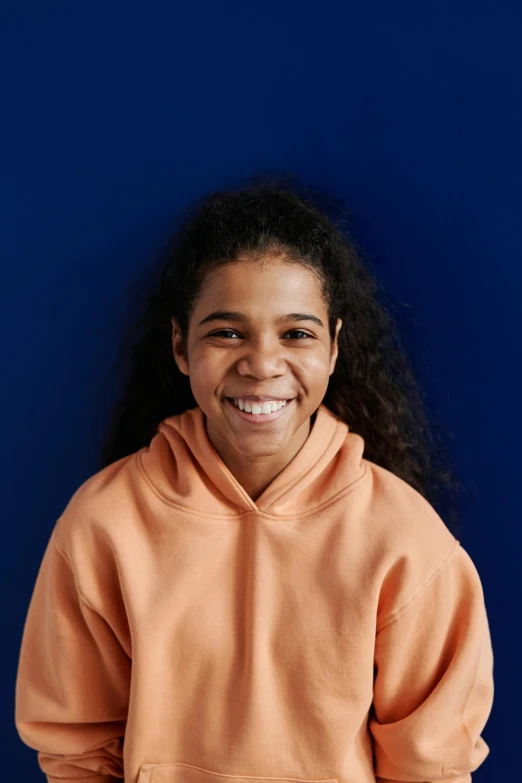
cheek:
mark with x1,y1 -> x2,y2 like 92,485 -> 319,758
189,350 -> 223,387
302,353 -> 331,376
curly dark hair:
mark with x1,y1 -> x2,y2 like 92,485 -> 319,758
98,170 -> 470,539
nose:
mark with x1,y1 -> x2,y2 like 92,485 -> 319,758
236,337 -> 287,379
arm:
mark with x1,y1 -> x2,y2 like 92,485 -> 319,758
370,544 -> 494,783
15,528 -> 130,782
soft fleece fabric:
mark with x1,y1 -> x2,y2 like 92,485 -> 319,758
15,403 -> 494,783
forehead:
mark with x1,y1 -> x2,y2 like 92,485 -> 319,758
196,259 -> 325,309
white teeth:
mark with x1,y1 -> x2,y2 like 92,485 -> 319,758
231,398 -> 288,414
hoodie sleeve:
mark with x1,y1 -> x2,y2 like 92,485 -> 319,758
15,528 -> 130,782
369,544 -> 494,783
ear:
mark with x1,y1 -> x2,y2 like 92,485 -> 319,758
329,319 -> 343,376
171,318 -> 190,377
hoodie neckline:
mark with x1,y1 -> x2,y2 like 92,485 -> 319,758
157,403 -> 352,515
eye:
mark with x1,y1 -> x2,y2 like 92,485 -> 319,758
208,330 -> 241,339
207,329 -> 314,340
287,330 -> 314,340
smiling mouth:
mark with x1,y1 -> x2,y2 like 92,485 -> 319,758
224,396 -> 294,421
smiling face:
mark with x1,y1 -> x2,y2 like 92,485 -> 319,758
171,256 -> 342,469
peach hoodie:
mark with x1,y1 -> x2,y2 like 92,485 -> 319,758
15,403 -> 494,783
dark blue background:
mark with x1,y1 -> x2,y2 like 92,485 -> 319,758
2,1 -> 520,778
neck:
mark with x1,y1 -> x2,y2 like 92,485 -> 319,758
206,413 -> 314,502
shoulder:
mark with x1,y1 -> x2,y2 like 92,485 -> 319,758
358,458 -> 462,624
362,457 -> 456,544
53,449 -> 146,557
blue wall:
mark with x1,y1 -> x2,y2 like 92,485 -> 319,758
3,1 -> 520,777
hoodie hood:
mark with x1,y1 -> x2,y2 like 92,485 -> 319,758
138,402 -> 368,517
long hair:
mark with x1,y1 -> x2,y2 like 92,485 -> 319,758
97,170 -> 470,539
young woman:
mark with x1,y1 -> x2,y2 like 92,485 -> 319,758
15,172 -> 494,783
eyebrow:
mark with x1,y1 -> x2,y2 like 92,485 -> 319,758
197,310 -> 324,328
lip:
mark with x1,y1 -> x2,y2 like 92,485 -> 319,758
226,395 -> 293,402
224,397 -> 293,423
